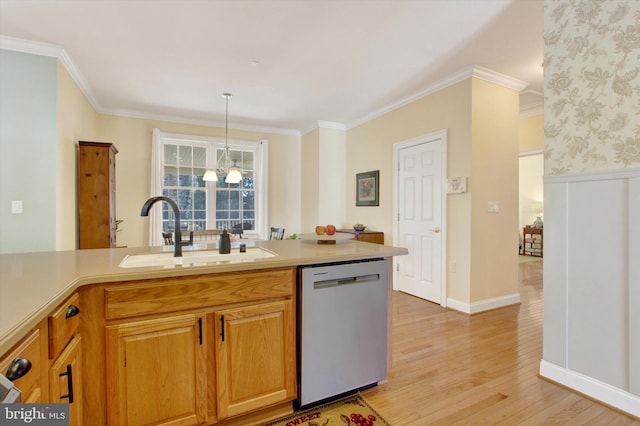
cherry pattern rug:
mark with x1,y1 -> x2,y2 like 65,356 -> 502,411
262,394 -> 391,426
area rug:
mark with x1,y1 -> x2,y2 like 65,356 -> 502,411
262,394 -> 391,426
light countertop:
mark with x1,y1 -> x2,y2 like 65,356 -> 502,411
0,239 -> 407,354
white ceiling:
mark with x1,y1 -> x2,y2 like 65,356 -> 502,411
0,0 -> 543,134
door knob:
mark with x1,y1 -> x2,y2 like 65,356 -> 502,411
433,227 -> 441,233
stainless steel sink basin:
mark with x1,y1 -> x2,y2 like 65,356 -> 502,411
119,247 -> 277,268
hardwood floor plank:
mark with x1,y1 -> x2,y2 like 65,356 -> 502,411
362,260 -> 639,425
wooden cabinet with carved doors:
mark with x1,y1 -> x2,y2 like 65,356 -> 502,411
47,292 -> 83,426
0,325 -> 47,403
84,267 -> 296,425
78,141 -> 118,249
49,335 -> 82,425
106,313 -> 207,426
214,299 -> 296,420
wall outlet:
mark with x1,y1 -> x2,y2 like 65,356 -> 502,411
11,200 -> 23,214
487,201 -> 500,213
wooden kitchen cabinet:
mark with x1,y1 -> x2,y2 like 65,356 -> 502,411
49,335 -> 82,426
215,299 -> 296,420
106,313 -> 207,426
48,292 -> 83,425
78,141 -> 118,249
80,268 -> 296,425
0,326 -> 47,403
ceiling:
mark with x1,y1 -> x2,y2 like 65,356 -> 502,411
0,0 -> 543,134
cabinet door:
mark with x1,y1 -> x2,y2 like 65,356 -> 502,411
106,313 -> 206,426
50,335 -> 82,426
215,300 -> 296,419
78,141 -> 117,249
0,328 -> 44,403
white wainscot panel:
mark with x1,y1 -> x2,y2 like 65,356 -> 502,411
567,179 -> 627,389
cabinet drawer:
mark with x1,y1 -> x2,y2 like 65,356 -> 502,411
48,293 -> 81,359
0,328 -> 42,402
105,267 -> 296,320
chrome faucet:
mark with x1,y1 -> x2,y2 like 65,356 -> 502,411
140,196 -> 183,257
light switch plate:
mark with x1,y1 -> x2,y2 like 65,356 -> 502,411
487,201 -> 500,213
11,200 -> 23,214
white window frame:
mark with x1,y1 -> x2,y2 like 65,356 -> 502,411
151,129 -> 269,244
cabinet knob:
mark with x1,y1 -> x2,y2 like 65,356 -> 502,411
65,305 -> 80,318
5,357 -> 32,381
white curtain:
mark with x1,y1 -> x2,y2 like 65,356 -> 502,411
148,128 -> 163,246
257,139 -> 269,239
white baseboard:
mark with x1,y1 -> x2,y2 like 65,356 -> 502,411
540,360 -> 640,418
447,293 -> 521,314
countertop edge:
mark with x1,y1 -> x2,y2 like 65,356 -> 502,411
1,241 -> 407,354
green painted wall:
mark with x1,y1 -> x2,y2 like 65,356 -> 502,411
0,50 -> 57,253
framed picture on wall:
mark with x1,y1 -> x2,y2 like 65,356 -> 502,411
356,170 -> 379,206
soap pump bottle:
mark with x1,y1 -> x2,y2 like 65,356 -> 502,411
219,229 -> 231,254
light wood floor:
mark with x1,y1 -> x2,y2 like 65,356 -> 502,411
362,260 -> 640,425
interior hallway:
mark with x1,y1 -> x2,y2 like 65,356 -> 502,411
363,259 -> 639,425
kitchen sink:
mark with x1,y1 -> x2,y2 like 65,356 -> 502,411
119,247 -> 278,268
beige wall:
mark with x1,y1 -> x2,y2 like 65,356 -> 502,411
347,80 -> 474,303
56,61 -> 100,250
318,127 -> 346,228
345,78 -> 520,305
91,115 -> 301,247
469,78 -> 520,302
301,129 -> 320,233
519,114 -> 543,152
54,50 -> 521,309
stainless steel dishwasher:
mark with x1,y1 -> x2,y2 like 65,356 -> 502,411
298,258 -> 389,408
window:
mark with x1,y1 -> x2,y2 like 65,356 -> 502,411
162,143 -> 207,232
213,149 -> 256,233
151,130 -> 268,243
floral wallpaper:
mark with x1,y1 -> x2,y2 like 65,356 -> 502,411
543,0 -> 640,175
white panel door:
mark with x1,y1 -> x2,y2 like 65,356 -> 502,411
397,139 -> 443,303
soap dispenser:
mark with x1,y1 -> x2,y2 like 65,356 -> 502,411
219,229 -> 231,254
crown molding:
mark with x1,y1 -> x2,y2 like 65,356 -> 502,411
520,147 -> 543,157
107,107 -> 302,136
317,121 -> 347,130
1,35 -> 102,113
520,102 -> 544,119
347,65 -> 530,130
3,36 -> 535,137
471,65 -> 529,92
0,35 -> 62,57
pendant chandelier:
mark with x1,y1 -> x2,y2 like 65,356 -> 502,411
203,93 -> 243,184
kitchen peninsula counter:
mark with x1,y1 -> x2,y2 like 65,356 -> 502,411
0,240 -> 407,354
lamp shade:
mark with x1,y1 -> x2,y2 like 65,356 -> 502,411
225,168 -> 242,184
203,170 -> 218,182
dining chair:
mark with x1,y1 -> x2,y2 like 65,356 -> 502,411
191,229 -> 221,243
162,232 -> 174,245
269,227 -> 285,240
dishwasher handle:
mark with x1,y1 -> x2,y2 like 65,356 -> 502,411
313,273 -> 380,289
